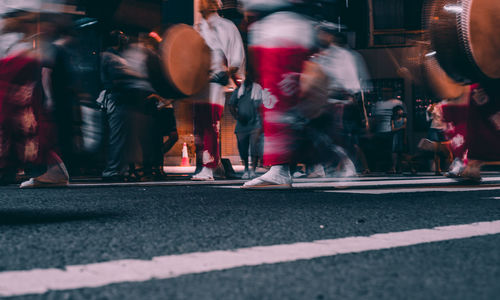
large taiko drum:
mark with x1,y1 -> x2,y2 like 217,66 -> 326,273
160,24 -> 211,97
428,0 -> 500,84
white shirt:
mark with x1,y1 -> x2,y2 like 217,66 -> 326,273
427,102 -> 447,131
248,11 -> 315,49
196,14 -> 245,106
197,14 -> 245,80
313,45 -> 364,96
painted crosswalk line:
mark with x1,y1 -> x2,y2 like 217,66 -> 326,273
215,176 -> 500,189
67,176 -> 440,188
324,186 -> 500,194
1,220 -> 500,297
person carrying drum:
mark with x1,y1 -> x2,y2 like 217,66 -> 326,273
191,0 -> 246,181
425,0 -> 500,182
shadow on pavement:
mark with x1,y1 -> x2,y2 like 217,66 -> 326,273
0,209 -> 120,225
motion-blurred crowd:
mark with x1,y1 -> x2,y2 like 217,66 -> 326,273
0,0 -> 498,188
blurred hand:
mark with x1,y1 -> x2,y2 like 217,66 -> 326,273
210,71 -> 230,86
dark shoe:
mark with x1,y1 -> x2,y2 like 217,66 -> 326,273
151,167 -> 167,181
102,175 -> 125,182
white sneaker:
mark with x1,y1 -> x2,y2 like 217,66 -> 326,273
445,158 -> 465,178
241,171 -> 250,179
20,161 -> 69,189
307,164 -> 326,178
336,159 -> 357,178
242,165 -> 292,189
293,171 -> 306,178
20,178 -> 69,188
190,167 -> 214,181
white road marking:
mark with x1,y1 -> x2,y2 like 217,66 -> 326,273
69,179 -> 247,188
215,176 -> 500,190
1,220 -> 500,297
68,176 -> 436,188
292,176 -> 500,189
324,186 -> 500,194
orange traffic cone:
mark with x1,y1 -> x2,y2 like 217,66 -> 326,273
181,142 -> 190,166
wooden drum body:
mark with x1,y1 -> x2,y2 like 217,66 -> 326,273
160,24 -> 211,98
428,0 -> 500,84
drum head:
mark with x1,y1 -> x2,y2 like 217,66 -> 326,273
161,24 -> 211,97
428,0 -> 500,83
469,0 -> 500,80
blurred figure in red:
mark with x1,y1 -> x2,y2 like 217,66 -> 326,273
191,0 -> 246,181
0,10 -> 69,187
459,83 -> 500,182
241,0 -> 315,188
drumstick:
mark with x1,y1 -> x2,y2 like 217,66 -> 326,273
360,88 -> 370,131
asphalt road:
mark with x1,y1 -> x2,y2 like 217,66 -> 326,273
1,176 -> 500,299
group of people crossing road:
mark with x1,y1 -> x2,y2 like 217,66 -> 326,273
1,0 -> 499,189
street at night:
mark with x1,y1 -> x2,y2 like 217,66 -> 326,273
1,175 -> 500,299
2,0 -> 500,298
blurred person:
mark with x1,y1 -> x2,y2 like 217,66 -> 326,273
99,30 -> 133,182
241,0 -> 315,188
229,71 -> 263,179
191,0 -> 245,181
441,95 -> 469,178
373,94 -> 406,172
287,23 -> 370,179
155,100 -> 178,176
0,10 -> 69,187
37,14 -> 80,175
454,83 -> 500,182
139,33 -> 178,178
99,30 -> 162,181
426,101 -> 452,175
389,106 -> 406,174
344,96 -> 370,175
121,33 -> 173,180
313,24 -> 371,176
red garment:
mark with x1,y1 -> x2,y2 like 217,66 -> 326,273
193,102 -> 224,169
442,102 -> 469,160
0,53 -> 55,170
467,84 -> 500,161
250,46 -> 311,166
442,84 -> 500,162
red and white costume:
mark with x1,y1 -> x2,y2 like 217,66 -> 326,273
248,11 -> 315,166
465,84 -> 500,161
194,14 -> 245,169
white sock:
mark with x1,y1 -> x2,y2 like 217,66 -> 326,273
268,165 -> 290,177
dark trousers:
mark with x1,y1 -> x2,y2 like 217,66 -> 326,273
375,132 -> 394,171
236,129 -> 262,163
102,103 -> 129,177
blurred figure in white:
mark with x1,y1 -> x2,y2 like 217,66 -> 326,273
311,22 -> 371,176
191,0 -> 245,181
241,0 -> 315,188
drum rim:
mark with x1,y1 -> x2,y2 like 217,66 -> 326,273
429,0 -> 492,83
